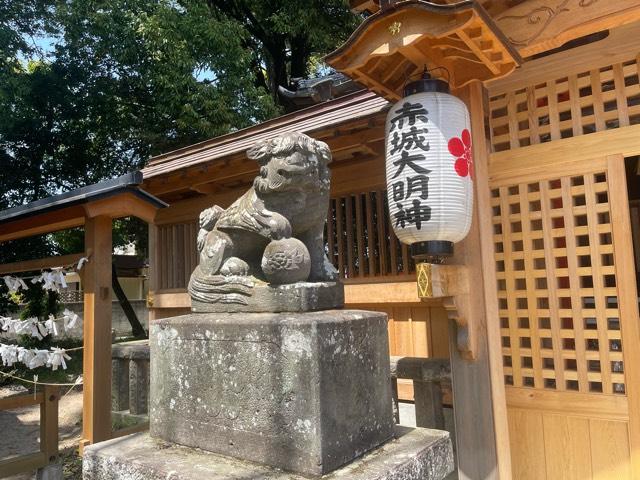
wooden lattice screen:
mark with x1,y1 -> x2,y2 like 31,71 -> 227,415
156,190 -> 414,290
327,190 -> 415,279
157,221 -> 198,290
493,171 -> 626,396
489,56 -> 640,152
486,33 -> 640,478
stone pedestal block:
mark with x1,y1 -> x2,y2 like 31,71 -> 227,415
149,310 -> 395,476
83,428 -> 454,480
128,358 -> 149,415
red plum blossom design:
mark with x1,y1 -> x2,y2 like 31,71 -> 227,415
448,129 -> 473,179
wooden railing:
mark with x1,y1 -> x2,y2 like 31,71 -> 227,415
390,356 -> 451,430
0,385 -> 59,478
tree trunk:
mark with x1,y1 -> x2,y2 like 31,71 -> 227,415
290,36 -> 310,80
112,263 -> 147,339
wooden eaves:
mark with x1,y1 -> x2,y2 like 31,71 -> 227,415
325,0 -> 522,101
141,90 -> 392,200
0,171 -> 167,243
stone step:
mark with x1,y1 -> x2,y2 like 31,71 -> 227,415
83,427 -> 454,480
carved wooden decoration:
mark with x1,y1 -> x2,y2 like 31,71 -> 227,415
349,1 -> 640,60
325,1 -> 521,101
495,0 -> 640,57
416,263 -> 476,360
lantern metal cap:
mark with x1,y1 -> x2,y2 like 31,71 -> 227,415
411,241 -> 454,262
404,70 -> 450,96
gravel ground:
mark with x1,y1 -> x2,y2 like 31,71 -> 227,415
0,384 -> 83,479
0,390 -> 455,480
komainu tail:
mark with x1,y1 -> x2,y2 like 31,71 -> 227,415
197,205 -> 224,252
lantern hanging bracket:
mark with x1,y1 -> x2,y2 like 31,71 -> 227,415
416,262 -> 476,360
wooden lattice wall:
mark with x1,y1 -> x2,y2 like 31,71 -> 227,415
489,56 -> 640,152
492,172 -> 625,396
157,222 -> 198,290
328,191 -> 415,279
487,36 -> 640,479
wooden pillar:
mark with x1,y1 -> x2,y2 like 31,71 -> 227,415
147,223 -> 158,322
607,154 -> 640,476
447,81 -> 511,480
82,215 -> 113,446
41,385 -> 59,465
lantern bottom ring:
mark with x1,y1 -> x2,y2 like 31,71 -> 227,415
411,240 -> 453,263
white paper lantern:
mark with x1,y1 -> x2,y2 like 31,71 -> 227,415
385,75 -> 473,258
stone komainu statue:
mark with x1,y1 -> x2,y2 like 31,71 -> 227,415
188,132 -> 343,312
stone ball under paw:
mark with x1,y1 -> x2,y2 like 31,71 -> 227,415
261,238 -> 311,284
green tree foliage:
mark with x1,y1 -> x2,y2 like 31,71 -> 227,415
206,1 -> 359,99
0,0 -> 356,255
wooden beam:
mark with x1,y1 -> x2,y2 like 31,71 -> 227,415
350,69 -> 401,101
82,215 -> 112,448
149,281 -> 447,310
41,385 -> 59,465
344,280 -> 422,304
191,183 -> 227,195
145,156 -> 255,196
83,192 -> 160,223
456,30 -> 500,75
489,124 -> 640,187
495,0 -> 640,58
470,79 -> 512,480
0,392 -> 44,410
0,207 -> 85,243
506,387 -> 629,421
0,253 -> 86,275
0,452 -> 47,478
488,22 -> 640,94
331,155 -> 386,197
350,0 -> 378,13
607,154 -> 640,476
155,189 -> 243,225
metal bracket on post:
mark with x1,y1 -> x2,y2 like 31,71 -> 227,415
416,263 -> 476,360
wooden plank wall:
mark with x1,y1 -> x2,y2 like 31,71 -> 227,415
156,221 -> 199,290
351,303 -> 450,400
487,31 -> 640,480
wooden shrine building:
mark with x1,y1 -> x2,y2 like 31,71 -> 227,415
136,1 -> 640,479
2,1 -> 640,479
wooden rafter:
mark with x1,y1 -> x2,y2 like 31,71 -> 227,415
325,1 -> 521,101
144,115 -> 389,198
